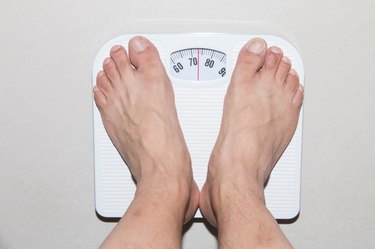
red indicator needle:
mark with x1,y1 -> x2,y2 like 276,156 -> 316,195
197,48 -> 200,81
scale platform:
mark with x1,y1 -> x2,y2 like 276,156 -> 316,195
93,33 -> 304,219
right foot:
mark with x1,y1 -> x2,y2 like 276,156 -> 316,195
93,36 -> 199,221
200,38 -> 304,227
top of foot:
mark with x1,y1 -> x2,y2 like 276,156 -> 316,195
200,38 -> 304,226
93,36 -> 199,221
216,38 -> 304,182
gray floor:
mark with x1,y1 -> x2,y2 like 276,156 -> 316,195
1,1 -> 374,248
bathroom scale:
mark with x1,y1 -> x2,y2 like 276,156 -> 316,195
93,33 -> 304,219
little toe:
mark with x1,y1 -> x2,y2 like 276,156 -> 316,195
96,70 -> 113,95
93,85 -> 107,108
285,69 -> 300,100
261,46 -> 283,78
128,36 -> 165,73
103,57 -> 121,83
231,38 -> 267,83
292,84 -> 304,107
275,56 -> 292,83
110,45 -> 132,78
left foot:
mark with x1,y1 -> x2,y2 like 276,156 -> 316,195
200,38 -> 304,227
93,36 -> 199,221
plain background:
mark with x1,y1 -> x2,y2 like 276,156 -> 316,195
1,0 -> 374,248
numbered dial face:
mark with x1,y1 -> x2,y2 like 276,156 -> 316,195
170,48 -> 226,81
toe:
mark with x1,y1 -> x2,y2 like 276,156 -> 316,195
93,85 -> 107,107
128,36 -> 165,73
261,46 -> 283,77
103,57 -> 121,83
285,69 -> 300,100
292,84 -> 304,107
96,71 -> 113,95
276,56 -> 292,83
110,45 -> 132,78
232,38 -> 267,83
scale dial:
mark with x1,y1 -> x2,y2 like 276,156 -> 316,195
170,48 -> 226,81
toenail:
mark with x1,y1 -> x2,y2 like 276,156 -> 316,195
247,39 -> 266,54
282,56 -> 291,64
289,68 -> 298,76
130,37 -> 148,53
270,46 -> 282,54
111,45 -> 122,52
103,57 -> 110,65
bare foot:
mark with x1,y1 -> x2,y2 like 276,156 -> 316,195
200,38 -> 303,248
93,36 -> 199,222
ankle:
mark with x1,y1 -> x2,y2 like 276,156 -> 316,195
209,146 -> 270,185
205,175 -> 266,222
137,174 -> 192,199
135,176 -> 198,222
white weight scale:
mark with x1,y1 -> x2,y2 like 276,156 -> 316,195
93,33 -> 304,220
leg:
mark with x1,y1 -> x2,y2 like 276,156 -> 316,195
200,38 -> 304,248
93,36 -> 200,249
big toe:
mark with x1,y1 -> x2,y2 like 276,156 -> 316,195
231,38 -> 267,84
128,36 -> 166,75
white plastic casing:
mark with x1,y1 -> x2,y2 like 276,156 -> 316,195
93,33 -> 304,219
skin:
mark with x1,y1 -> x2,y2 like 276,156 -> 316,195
200,39 -> 303,249
93,36 -> 303,249
94,37 -> 200,249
